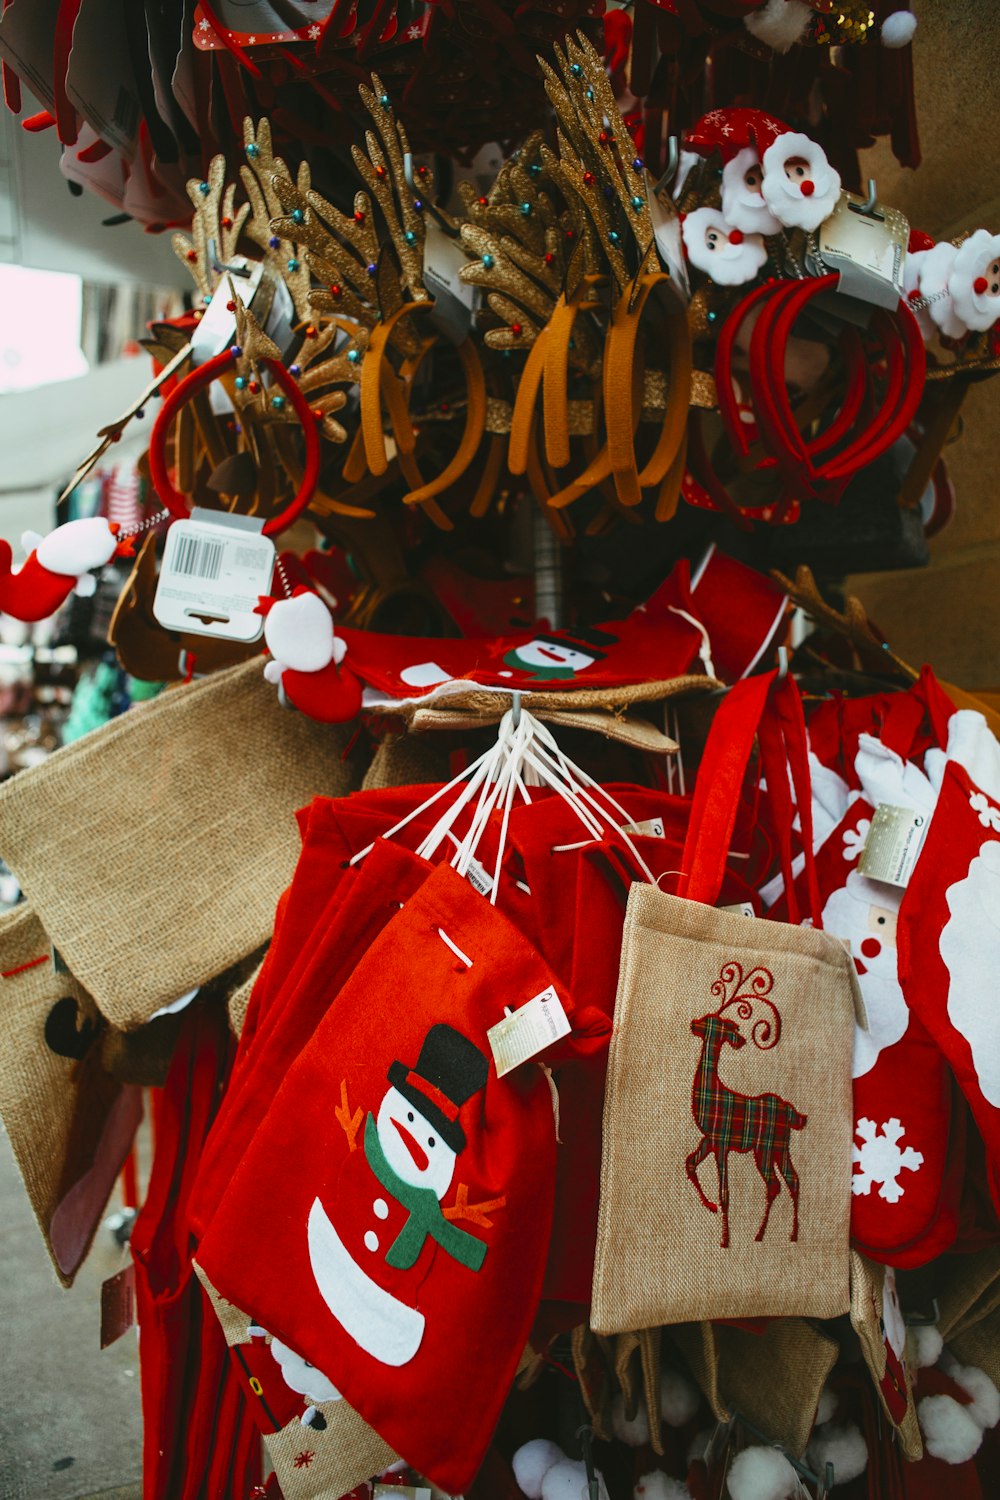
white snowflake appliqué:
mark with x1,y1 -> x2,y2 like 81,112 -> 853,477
842,819 -> 871,862
852,1117 -> 924,1203
969,791 -> 1000,832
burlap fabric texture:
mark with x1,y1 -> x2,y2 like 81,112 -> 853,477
0,902 -> 142,1285
593,885 -> 860,1330
0,658 -> 361,1030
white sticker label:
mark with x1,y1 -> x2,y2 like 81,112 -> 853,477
423,219 -> 479,345
621,816 -> 665,839
463,856 -> 495,898
487,985 -> 571,1078
153,515 -> 274,643
859,803 -> 927,888
374,1487 -> 432,1500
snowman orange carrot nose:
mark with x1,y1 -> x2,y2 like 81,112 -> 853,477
392,1116 -> 429,1172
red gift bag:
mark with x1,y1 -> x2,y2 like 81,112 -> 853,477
197,861 -> 567,1491
898,715 -> 1000,1182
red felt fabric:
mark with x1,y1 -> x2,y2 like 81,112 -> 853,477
198,862 -> 563,1491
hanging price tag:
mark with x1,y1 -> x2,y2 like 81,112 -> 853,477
859,803 -> 928,888
100,1262 -> 136,1349
621,816 -> 665,839
488,985 -> 571,1077
817,191 -> 909,310
153,509 -> 275,643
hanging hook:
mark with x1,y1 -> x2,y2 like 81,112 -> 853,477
653,135 -> 680,198
207,237 -> 252,277
848,179 -> 883,220
511,690 -> 522,730
575,1425 -> 599,1500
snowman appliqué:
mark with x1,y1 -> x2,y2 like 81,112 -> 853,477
501,625 -> 616,682
308,1024 -> 503,1368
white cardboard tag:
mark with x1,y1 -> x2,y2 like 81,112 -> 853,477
153,510 -> 274,642
720,901 -> 756,919
859,803 -> 927,888
374,1487 -> 432,1500
463,856 -> 496,898
817,191 -> 909,310
487,985 -> 571,1078
621,816 -> 665,839
423,219 -> 479,345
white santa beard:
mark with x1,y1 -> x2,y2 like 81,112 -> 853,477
949,229 -> 1000,334
722,195 -> 782,236
269,1338 -> 341,1403
760,172 -> 840,232
376,1087 -> 457,1196
941,847 -> 1000,1107
852,972 -> 910,1079
916,243 -> 967,340
704,241 -> 768,286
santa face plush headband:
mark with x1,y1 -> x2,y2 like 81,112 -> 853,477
721,149 -> 782,237
682,208 -> 768,287
760,131 -> 842,233
949,230 -> 1000,334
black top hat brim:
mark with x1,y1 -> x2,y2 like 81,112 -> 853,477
387,1060 -> 466,1154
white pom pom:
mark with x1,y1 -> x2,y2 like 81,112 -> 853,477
263,591 -> 335,673
661,1368 -> 700,1428
73,573 -> 97,598
744,0 -> 812,52
807,1423 -> 868,1485
611,1392 -> 651,1447
512,1441 -> 566,1499
726,1446 -> 799,1500
815,1386 -> 838,1428
881,11 -> 917,47
634,1473 -> 692,1500
910,1325 -> 944,1369
946,1363 -> 1000,1431
540,1461 -> 609,1500
918,1394 -> 985,1463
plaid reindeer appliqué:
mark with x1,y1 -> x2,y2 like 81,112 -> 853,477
686,961 -> 806,1248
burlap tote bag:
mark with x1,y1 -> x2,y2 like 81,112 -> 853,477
0,657 -> 361,1028
0,902 -> 142,1285
592,673 -> 861,1329
195,1265 -> 396,1500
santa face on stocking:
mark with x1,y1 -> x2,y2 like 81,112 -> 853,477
720,149 -> 781,237
682,207 -> 768,287
822,871 -> 907,1079
307,1023 -> 491,1369
940,839 -> 1000,1108
761,133 -> 841,232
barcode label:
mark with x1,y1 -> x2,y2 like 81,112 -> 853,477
113,86 -> 139,139
172,535 -> 224,581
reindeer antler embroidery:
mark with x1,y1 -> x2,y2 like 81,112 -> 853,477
710,960 -> 780,1050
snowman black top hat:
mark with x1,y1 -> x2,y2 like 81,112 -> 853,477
388,1023 -> 489,1154
527,623 -> 618,658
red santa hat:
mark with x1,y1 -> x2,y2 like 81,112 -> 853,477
684,107 -> 789,165
681,207 -> 768,287
758,127 -> 841,233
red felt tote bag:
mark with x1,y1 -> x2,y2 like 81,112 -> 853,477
197,860 -> 567,1491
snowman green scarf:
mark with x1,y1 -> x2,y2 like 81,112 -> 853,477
363,1114 -> 487,1272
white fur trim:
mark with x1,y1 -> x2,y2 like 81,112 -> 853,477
540,1461 -> 609,1500
726,1446 -> 799,1500
945,1361 -> 1000,1430
682,207 -> 768,286
634,1474 -> 691,1500
263,592 -> 335,673
913,242 -> 966,339
611,1392 -> 651,1447
918,1394 -> 985,1463
881,11 -> 917,47
73,574 -> 97,598
910,1325 -> 944,1369
512,1440 -> 566,1498
761,132 -> 841,232
721,149 -> 782,236
661,1368 -> 700,1427
36,517 -> 118,577
949,229 -> 1000,333
807,1423 -> 868,1485
744,0 -> 812,53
